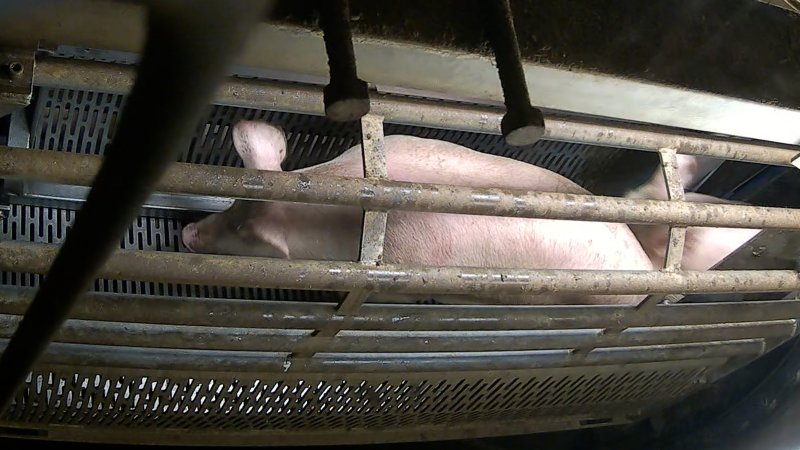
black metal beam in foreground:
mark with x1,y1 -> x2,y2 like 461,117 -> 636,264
0,0 -> 271,411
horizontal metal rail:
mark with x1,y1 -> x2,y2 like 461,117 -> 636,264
34,57 -> 800,166
0,314 -> 792,353
0,339 -> 765,373
3,242 -> 800,297
1,287 -> 797,331
2,147 -> 798,229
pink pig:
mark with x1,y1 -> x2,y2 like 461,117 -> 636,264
182,121 -> 656,304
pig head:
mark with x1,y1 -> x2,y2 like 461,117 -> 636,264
182,121 -> 363,260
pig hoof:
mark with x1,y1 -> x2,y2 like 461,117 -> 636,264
182,223 -> 200,252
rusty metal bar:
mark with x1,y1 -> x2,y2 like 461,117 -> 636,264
0,1 -> 271,412
338,114 -> 388,315
3,241 -> 800,297
1,287 -> 798,331
354,114 -> 388,266
595,150 -> 688,352
0,314 -> 792,354
660,148 -> 688,272
589,150 -> 687,353
636,149 -> 690,312
0,339 -> 765,373
358,212 -> 388,267
2,147 -> 799,229
294,114 -> 388,355
33,57 -> 800,166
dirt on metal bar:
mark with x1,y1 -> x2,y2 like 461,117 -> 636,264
2,147 -> 799,229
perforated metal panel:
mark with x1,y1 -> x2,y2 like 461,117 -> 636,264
0,362 -> 711,445
31,87 -> 604,178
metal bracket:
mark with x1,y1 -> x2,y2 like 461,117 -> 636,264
0,47 -> 34,118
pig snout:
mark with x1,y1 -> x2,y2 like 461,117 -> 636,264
182,222 -> 203,252
181,213 -> 235,254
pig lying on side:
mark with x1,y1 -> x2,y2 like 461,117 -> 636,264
624,154 -> 760,271
182,121 -> 656,305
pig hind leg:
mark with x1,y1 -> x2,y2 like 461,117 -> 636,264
625,154 -> 700,200
625,155 -> 759,270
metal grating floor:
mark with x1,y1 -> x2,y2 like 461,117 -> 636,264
0,84 -> 788,444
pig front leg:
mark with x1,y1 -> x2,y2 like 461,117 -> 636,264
182,121 -> 291,257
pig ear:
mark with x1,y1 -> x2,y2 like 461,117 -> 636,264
232,121 -> 287,171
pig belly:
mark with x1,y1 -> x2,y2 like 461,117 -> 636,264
384,211 -> 650,270
377,211 -> 652,304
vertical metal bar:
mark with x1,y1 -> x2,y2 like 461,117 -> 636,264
0,0 -> 270,412
579,149 -> 690,354
7,108 -> 30,148
636,149 -> 690,310
352,114 -> 388,264
660,148 -> 688,272
338,114 -> 388,315
292,114 -> 387,355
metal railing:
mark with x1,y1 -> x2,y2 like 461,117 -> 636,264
1,54 -> 800,406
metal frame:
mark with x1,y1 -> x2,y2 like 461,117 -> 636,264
0,47 -> 33,118
2,48 -> 800,445
2,241 -> 800,297
33,57 -> 800,166
3,146 -> 799,228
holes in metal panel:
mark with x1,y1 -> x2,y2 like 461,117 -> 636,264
2,368 -> 705,430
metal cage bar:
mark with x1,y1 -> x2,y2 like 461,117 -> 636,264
293,114 -> 389,357
0,339 -> 768,373
2,147 -> 799,229
339,113 -> 388,310
0,314 -> 794,354
1,287 -> 798,331
2,241 -> 800,297
32,57 -> 800,166
2,10 -> 800,446
659,148 -> 688,272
